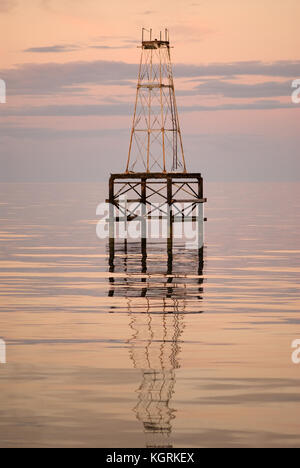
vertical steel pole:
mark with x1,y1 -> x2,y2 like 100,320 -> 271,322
109,175 -> 115,269
167,176 -> 173,255
159,47 -> 166,172
197,176 -> 204,250
141,177 -> 147,267
147,50 -> 153,172
167,46 -> 187,173
126,48 -> 143,173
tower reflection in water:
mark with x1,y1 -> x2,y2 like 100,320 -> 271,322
108,241 -> 204,448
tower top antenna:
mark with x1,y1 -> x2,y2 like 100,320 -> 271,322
141,28 -> 169,45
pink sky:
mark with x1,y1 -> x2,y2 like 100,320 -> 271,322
0,0 -> 299,181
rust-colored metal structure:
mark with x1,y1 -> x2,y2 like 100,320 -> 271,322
126,28 -> 186,173
108,29 -> 206,251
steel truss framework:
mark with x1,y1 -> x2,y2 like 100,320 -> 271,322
108,173 -> 207,250
126,29 -> 186,173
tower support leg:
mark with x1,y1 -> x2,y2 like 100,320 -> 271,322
167,176 -> 173,255
109,176 -> 115,249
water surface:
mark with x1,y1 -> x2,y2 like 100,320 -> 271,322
0,182 -> 299,448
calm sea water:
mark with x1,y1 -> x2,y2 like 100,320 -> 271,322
0,182 -> 299,448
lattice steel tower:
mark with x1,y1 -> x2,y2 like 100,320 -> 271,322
108,28 -> 206,253
126,28 -> 186,173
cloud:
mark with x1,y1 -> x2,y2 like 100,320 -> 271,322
0,0 -> 17,12
184,100 -> 294,112
175,60 -> 300,78
2,99 -> 294,117
24,44 -> 80,53
1,59 -> 299,97
2,103 -> 133,116
89,45 -> 132,50
91,35 -> 139,47
0,126 -> 127,139
177,79 -> 292,99
23,43 -> 134,54
1,60 -> 137,95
